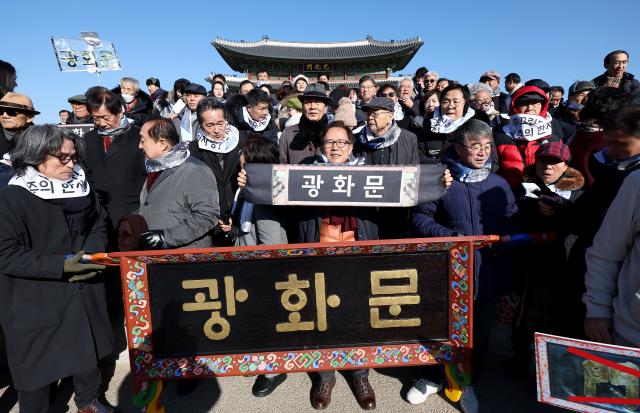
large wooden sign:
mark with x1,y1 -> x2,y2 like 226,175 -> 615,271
536,333 -> 640,413
113,237 -> 490,382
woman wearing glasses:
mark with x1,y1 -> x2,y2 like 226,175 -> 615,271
296,121 -> 379,410
419,84 -> 491,164
0,125 -> 115,413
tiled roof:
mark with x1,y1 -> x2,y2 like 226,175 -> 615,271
213,36 -> 423,71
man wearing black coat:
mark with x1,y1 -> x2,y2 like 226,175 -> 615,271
66,94 -> 94,124
189,98 -> 244,246
83,87 -> 147,234
114,77 -> 153,126
227,88 -> 278,143
0,93 -> 38,158
592,50 -> 640,104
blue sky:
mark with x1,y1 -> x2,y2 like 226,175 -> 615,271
2,0 -> 639,123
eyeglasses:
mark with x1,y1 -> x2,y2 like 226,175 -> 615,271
380,92 -> 396,98
323,140 -> 351,148
0,108 -> 26,117
473,100 -> 492,107
50,153 -> 78,165
462,143 -> 493,154
367,111 -> 391,119
425,79 -> 437,83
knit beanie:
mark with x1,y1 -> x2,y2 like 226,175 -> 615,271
333,97 -> 357,128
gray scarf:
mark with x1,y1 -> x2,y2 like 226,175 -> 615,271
97,114 -> 131,138
145,142 -> 190,173
357,121 -> 402,150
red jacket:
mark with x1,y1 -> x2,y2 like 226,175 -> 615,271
494,86 -> 561,188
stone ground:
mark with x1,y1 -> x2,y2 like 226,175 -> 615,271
0,324 -> 568,412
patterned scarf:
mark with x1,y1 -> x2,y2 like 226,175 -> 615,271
242,106 -> 271,132
144,142 -> 190,173
180,109 -> 197,142
9,165 -> 90,199
356,121 -> 402,150
393,102 -> 404,121
443,155 -> 491,183
97,114 -> 131,138
605,75 -> 623,88
430,107 -> 476,134
196,124 -> 240,154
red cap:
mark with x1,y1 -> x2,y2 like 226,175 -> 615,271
535,142 -> 571,162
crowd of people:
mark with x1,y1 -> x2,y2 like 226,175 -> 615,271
0,48 -> 639,413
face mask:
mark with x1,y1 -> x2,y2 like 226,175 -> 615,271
121,93 -> 135,103
481,102 -> 495,113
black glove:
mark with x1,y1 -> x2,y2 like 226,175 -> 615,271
64,251 -> 106,283
139,230 -> 165,250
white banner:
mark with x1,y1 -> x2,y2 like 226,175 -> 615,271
51,36 -> 121,73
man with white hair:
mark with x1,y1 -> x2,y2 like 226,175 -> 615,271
117,77 -> 152,126
423,71 -> 439,93
468,83 -> 500,124
397,77 -> 420,117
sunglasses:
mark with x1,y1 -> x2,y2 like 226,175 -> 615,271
0,108 -> 27,117
380,92 -> 396,98
50,153 -> 79,165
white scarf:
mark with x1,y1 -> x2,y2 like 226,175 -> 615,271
522,182 -> 571,200
393,102 -> 405,121
430,107 -> 476,134
196,124 -> 240,154
180,109 -> 197,142
503,113 -> 553,141
242,106 -> 271,132
9,165 -> 90,199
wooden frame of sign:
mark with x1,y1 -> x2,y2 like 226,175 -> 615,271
110,236 -> 496,408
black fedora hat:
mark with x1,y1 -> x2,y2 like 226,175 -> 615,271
299,83 -> 332,104
0,93 -> 40,115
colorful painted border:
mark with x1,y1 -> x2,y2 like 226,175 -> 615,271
121,237 -> 489,381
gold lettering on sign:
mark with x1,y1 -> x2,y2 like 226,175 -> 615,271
181,276 -> 248,341
369,269 -> 421,328
275,273 -> 340,333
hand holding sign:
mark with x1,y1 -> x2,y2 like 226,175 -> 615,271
585,317 -> 614,344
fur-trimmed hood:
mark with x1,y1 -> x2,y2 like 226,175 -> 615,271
522,165 -> 585,191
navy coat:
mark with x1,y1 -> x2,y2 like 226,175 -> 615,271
412,173 -> 518,299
